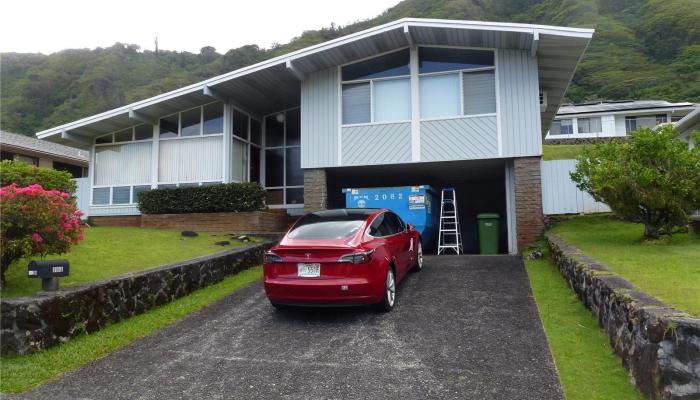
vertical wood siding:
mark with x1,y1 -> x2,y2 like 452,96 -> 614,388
94,142 -> 152,185
301,67 -> 339,168
158,136 -> 223,182
420,116 -> 498,161
341,122 -> 411,166
498,49 -> 542,157
541,159 -> 610,215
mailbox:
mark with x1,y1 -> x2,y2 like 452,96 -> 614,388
28,260 -> 69,291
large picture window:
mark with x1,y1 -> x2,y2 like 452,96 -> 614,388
230,109 -> 261,184
264,108 -> 303,206
341,49 -> 411,125
418,47 -> 495,119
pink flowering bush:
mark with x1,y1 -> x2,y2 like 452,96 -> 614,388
0,184 -> 84,287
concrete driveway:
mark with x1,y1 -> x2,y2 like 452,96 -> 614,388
17,255 -> 562,400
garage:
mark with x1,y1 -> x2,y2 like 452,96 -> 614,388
324,159 -> 515,255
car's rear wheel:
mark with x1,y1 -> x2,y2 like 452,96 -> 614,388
376,267 -> 396,312
411,241 -> 423,272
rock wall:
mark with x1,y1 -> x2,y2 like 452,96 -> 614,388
1,241 -> 272,355
514,157 -> 544,250
546,234 -> 700,400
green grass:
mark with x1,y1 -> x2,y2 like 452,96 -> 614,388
0,266 -> 262,394
550,215 -> 700,316
543,144 -> 587,160
2,227 -> 254,298
525,243 -> 643,400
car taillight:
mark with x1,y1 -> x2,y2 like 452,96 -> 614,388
264,253 -> 283,263
337,250 -> 374,264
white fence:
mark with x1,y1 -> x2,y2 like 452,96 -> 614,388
73,177 -> 90,219
541,160 -> 610,215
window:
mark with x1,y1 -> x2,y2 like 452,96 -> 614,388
418,47 -> 495,119
232,139 -> 248,182
287,213 -> 367,240
53,161 -> 83,178
1,151 -> 15,161
114,128 -> 133,142
341,49 -> 411,125
158,102 -> 223,138
233,110 -> 249,140
96,134 -> 113,144
369,212 -> 399,237
671,115 -> 683,123
250,119 -> 262,145
132,185 -> 151,202
550,119 -> 573,135
93,187 -> 110,205
134,124 -> 153,140
112,186 -> 131,204
263,108 -> 302,205
577,117 -> 602,134
625,115 -> 665,133
230,109 -> 260,184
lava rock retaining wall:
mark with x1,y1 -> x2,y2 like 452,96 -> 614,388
546,234 -> 700,400
1,241 -> 272,355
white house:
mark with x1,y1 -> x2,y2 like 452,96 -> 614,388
35,18 -> 594,253
545,100 -> 697,141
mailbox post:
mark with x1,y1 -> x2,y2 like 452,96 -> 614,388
28,260 -> 70,291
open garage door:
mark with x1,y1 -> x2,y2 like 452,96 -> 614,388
326,159 -> 515,254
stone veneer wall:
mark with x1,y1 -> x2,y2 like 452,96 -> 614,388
546,234 -> 700,399
304,168 -> 328,213
513,157 -> 544,250
90,210 -> 292,233
1,241 -> 272,355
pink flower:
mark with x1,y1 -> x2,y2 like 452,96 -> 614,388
31,233 -> 43,244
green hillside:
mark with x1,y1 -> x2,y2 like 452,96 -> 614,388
2,0 -> 699,135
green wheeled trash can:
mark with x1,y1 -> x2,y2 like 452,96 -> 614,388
477,213 -> 500,254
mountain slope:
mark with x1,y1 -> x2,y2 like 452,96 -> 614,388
2,0 -> 698,135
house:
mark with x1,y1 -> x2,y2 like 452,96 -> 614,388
0,130 -> 89,178
545,100 -> 697,143
34,18 -> 594,254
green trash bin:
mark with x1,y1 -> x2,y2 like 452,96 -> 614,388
477,213 -> 500,254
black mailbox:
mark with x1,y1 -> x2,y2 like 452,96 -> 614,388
28,260 -> 69,291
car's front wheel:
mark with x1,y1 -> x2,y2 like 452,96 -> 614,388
411,241 -> 423,272
376,267 -> 396,312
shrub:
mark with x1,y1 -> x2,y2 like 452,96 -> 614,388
571,125 -> 700,239
0,184 -> 84,286
0,160 -> 76,193
138,182 -> 266,214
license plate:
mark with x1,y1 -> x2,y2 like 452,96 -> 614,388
297,263 -> 321,278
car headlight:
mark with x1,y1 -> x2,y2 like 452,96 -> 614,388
337,249 -> 374,264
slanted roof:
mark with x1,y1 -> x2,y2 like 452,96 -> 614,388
556,100 -> 697,116
1,130 -> 89,164
36,18 -> 594,144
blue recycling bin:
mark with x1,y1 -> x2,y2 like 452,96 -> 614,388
343,185 -> 438,250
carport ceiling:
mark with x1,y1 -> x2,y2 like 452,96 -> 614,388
327,159 -> 506,188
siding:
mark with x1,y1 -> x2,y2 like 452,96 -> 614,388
420,116 -> 498,161
158,136 -> 223,182
541,159 -> 610,215
498,49 -> 542,157
301,67 -> 339,168
341,122 -> 411,166
89,205 -> 141,216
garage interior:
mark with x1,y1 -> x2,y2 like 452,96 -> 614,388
325,159 -> 511,254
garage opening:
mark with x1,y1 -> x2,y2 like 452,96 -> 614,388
325,159 -> 512,254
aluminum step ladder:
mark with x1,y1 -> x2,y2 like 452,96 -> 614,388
437,187 -> 463,255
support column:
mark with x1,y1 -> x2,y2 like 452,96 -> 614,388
303,168 -> 327,213
513,157 -> 544,251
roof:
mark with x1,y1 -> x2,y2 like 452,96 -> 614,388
556,100 -> 697,116
36,18 -> 594,144
674,107 -> 700,134
0,131 -> 89,164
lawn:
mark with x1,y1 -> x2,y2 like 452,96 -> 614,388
525,243 -> 643,400
543,144 -> 587,160
1,226 -> 255,298
549,215 -> 700,316
0,266 -> 262,394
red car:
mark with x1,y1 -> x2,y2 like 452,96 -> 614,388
263,208 -> 423,312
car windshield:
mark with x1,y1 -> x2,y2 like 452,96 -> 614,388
287,213 -> 368,240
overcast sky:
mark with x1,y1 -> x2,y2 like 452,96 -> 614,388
0,0 -> 401,54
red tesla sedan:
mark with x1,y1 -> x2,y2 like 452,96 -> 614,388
263,208 -> 422,312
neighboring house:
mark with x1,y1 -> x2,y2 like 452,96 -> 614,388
0,130 -> 89,178
34,18 -> 594,253
545,100 -> 697,143
673,107 -> 699,149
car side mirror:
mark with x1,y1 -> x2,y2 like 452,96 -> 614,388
407,224 -> 415,232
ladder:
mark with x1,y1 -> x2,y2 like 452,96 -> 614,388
437,187 -> 463,255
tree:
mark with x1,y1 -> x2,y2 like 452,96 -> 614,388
0,184 -> 84,287
570,125 -> 700,239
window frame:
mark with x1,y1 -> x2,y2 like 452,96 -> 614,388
576,116 -> 602,134
262,107 -> 303,207
157,101 -> 225,142
366,211 -> 406,238
340,47 -> 412,127
230,107 -> 261,184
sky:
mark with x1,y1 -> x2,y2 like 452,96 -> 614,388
0,0 -> 401,54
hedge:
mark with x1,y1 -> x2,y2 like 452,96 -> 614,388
0,160 -> 76,193
138,182 -> 266,214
